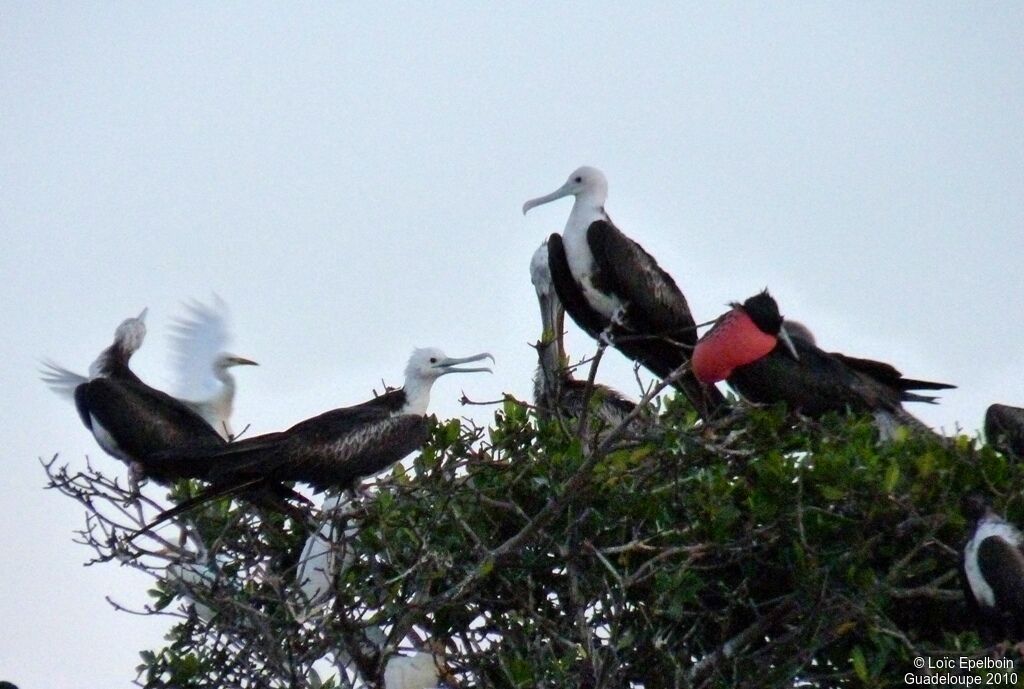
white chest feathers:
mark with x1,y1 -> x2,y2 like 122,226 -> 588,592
965,516 -> 1024,607
89,414 -> 126,461
562,225 -> 622,320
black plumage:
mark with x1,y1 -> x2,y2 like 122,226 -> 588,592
524,167 -> 725,420
985,404 -> 1024,460
695,291 -> 954,429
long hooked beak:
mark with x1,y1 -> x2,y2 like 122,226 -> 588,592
226,355 -> 259,367
535,290 -> 562,345
435,352 -> 495,375
522,182 -> 573,215
138,307 -> 149,322
778,326 -> 800,362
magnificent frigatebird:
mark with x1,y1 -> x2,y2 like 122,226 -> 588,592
961,493 -> 1024,644
41,309 -> 228,484
692,290 -> 954,429
169,298 -> 258,440
530,241 -> 637,431
146,348 -> 493,494
522,166 -> 725,420
985,404 -> 1024,460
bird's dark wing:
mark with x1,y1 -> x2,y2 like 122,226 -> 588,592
986,404 -> 1024,460
832,353 -> 955,403
586,220 -> 697,343
978,536 -> 1024,620
75,378 -> 224,465
548,233 -> 606,339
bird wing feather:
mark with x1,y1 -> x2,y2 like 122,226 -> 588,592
169,297 -> 230,400
978,536 -> 1024,615
547,233 -> 607,339
40,360 -> 89,400
986,404 -> 1024,459
586,220 -> 697,343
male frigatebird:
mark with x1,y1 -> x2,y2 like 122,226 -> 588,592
961,493 -> 1024,645
692,290 -> 954,430
522,166 -> 725,420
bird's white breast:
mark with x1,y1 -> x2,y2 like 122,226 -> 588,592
562,224 -> 622,320
965,516 -> 1023,607
90,414 -> 126,460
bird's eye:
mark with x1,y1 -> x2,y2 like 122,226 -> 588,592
429,357 -> 438,364
574,176 -> 582,183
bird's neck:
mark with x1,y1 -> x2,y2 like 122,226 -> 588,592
89,343 -> 131,378
565,196 -> 607,237
401,378 -> 434,416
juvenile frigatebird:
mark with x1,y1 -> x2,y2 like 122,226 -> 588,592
169,298 -> 258,440
41,309 -> 228,484
985,404 -> 1024,460
961,493 -> 1024,645
522,166 -> 725,420
530,241 -> 637,431
692,290 -> 954,431
147,348 -> 493,495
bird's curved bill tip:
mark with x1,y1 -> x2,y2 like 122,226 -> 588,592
138,307 -> 149,321
229,356 -> 259,367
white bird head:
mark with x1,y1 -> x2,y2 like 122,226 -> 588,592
404,348 -> 494,383
114,307 -> 148,355
522,165 -> 608,215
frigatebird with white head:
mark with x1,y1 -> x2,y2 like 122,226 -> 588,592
169,297 -> 258,440
961,493 -> 1024,645
530,241 -> 637,431
692,290 -> 954,433
147,348 -> 494,495
522,166 -> 725,420
41,309 -> 228,484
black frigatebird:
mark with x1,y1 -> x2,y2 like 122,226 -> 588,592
522,166 -> 725,421
985,404 -> 1024,460
41,309 -> 228,484
530,241 -> 637,431
146,348 -> 493,495
961,493 -> 1024,645
692,290 -> 954,431
169,297 -> 258,440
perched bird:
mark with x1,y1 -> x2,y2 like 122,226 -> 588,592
961,494 -> 1024,644
169,298 -> 258,440
692,290 -> 954,431
530,241 -> 637,431
522,166 -> 725,420
985,404 -> 1024,460
146,348 -> 493,497
41,309 -> 228,484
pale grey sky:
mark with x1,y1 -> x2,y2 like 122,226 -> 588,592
2,3 -> 1023,686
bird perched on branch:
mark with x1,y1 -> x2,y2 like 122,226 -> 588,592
143,348 -> 493,524
168,297 -> 258,440
692,290 -> 954,434
41,309 -> 228,484
961,494 -> 1024,645
522,166 -> 725,421
530,241 -> 638,432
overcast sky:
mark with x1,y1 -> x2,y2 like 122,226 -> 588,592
3,3 -> 1023,686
